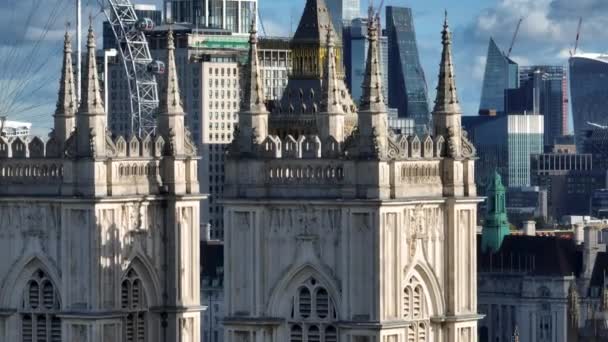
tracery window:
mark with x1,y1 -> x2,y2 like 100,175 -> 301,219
289,278 -> 338,342
21,270 -> 61,342
121,269 -> 148,342
403,276 -> 429,342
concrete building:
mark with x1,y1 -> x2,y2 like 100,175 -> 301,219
506,186 -> 548,227
0,28 -> 202,342
531,152 -> 606,220
223,4 -> 481,341
258,37 -> 292,102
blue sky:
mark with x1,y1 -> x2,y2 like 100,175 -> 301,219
3,0 -> 608,135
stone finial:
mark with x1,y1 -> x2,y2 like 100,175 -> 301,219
321,28 -> 343,114
158,26 -> 190,156
54,29 -> 77,142
78,22 -> 105,115
432,11 -> 461,115
241,16 -> 268,115
159,27 -> 184,115
359,15 -> 386,113
568,282 -> 580,327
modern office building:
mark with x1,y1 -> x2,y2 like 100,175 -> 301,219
201,241 -> 225,342
343,18 -> 388,104
386,6 -> 430,132
479,38 -> 519,115
464,114 -> 543,189
507,66 -> 568,147
164,0 -> 257,35
258,37 -> 292,101
569,54 -> 608,146
103,4 -> 163,50
591,189 -> 608,219
326,0 -> 360,36
581,127 -> 608,170
506,186 -> 548,227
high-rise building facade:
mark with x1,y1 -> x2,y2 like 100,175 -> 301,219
164,0 -> 257,35
326,0 -> 360,36
386,6 -> 431,133
507,66 -> 568,147
569,54 -> 608,146
343,18 -> 388,104
224,4 -> 480,341
479,38 -> 519,115
0,27 -> 202,342
258,37 -> 292,102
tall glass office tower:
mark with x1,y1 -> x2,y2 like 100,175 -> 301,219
569,54 -> 608,146
385,6 -> 430,133
164,0 -> 257,35
326,0 -> 360,35
479,38 -> 519,115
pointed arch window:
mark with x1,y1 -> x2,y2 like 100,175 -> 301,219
20,269 -> 61,342
121,269 -> 148,342
289,277 -> 339,342
403,276 -> 430,341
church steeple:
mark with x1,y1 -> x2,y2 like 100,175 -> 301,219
356,14 -> 388,157
76,22 -> 108,157
157,27 -> 187,156
237,19 -> 269,154
54,29 -> 77,144
432,12 -> 463,157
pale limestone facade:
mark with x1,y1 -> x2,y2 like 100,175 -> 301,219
223,4 -> 481,342
0,27 -> 202,342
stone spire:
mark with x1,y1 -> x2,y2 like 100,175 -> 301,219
237,18 -> 269,154
241,17 -> 268,115
158,27 -> 186,155
53,29 -> 77,143
359,15 -> 386,113
317,28 -> 345,142
321,29 -> 343,114
432,12 -> 463,157
356,14 -> 388,158
78,22 -> 105,115
76,22 -> 108,157
159,26 -> 184,116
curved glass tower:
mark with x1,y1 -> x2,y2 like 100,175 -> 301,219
569,54 -> 608,145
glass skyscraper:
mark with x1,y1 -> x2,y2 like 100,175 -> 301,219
164,0 -> 257,35
569,54 -> 608,146
385,6 -> 430,133
479,38 -> 519,115
326,0 -> 360,36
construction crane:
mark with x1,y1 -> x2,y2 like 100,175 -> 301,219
570,17 -> 583,57
257,10 -> 268,37
506,17 -> 523,58
587,122 -> 608,130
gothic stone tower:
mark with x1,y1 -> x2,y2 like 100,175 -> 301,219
223,7 -> 481,342
0,27 -> 202,342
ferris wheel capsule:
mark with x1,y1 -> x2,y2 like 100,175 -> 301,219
135,18 -> 155,31
147,60 -> 165,74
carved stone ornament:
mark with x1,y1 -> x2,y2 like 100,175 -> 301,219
461,130 -> 476,158
408,205 -> 427,258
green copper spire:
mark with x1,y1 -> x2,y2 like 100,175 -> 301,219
481,171 -> 510,253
